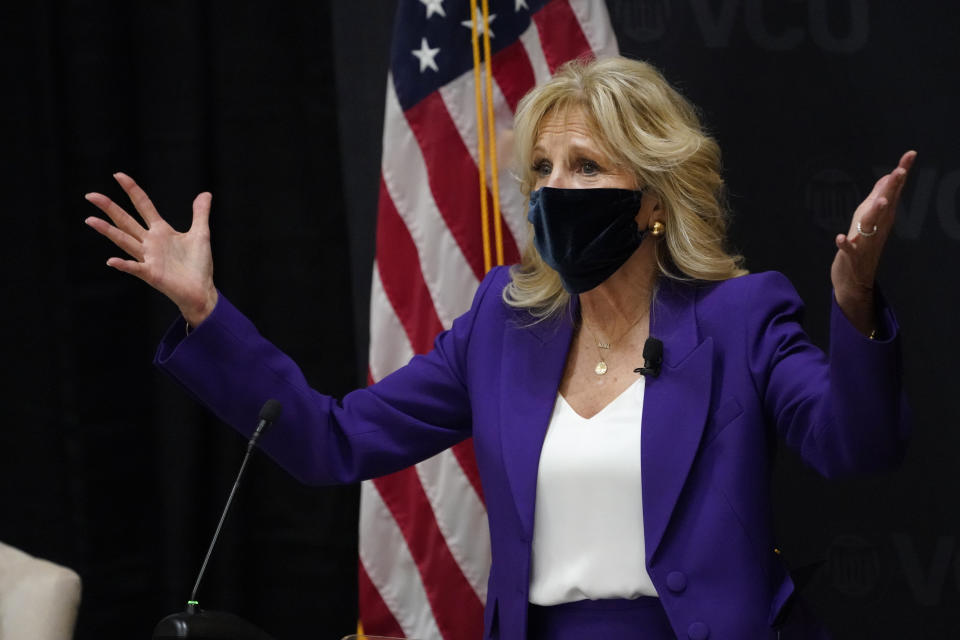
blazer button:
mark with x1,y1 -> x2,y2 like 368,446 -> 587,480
687,621 -> 709,639
666,571 -> 687,593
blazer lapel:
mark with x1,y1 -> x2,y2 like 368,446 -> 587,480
642,280 -> 714,561
498,309 -> 574,541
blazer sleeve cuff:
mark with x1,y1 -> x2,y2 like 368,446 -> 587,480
829,286 -> 899,346
827,285 -> 910,470
156,291 -> 251,367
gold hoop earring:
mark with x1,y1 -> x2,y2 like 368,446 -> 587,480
649,221 -> 665,237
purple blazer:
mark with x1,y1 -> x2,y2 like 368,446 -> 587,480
156,267 -> 909,640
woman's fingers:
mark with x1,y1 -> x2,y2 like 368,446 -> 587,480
105,256 -> 150,280
856,196 -> 887,237
84,192 -> 146,242
875,151 -> 916,214
832,151 -> 916,316
849,151 -> 917,242
836,233 -> 860,255
191,192 -> 212,232
887,151 -> 917,210
849,177 -> 889,242
87,173 -> 219,322
898,149 -> 918,172
84,215 -> 145,261
114,172 -> 163,227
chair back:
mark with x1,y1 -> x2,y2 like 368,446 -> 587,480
0,541 -> 82,640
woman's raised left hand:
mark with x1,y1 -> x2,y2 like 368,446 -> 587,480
831,150 -> 917,335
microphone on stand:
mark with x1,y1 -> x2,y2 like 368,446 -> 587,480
153,399 -> 283,640
634,337 -> 663,378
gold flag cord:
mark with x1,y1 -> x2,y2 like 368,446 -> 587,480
469,0 -> 505,271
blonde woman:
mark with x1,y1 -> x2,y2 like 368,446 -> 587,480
85,57 -> 913,639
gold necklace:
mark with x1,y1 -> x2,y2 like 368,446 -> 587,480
583,311 -> 647,376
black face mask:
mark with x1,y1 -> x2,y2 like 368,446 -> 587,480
527,187 -> 646,294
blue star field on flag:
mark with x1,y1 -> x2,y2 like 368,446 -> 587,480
391,0 -> 550,110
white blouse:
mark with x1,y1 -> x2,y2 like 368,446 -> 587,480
528,377 -> 659,605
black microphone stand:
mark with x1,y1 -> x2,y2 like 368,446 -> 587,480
153,400 -> 282,640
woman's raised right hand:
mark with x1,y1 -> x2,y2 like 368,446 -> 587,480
85,172 -> 218,327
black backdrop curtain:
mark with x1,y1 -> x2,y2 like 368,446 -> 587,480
1,1 -> 959,639
2,1 -> 363,637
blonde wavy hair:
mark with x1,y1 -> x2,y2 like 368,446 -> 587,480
503,56 -> 747,319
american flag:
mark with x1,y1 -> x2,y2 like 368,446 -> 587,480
360,1 -> 618,637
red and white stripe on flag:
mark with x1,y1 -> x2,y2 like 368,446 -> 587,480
361,1 -> 618,637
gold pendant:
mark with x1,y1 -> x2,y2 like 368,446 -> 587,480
595,360 -> 608,375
